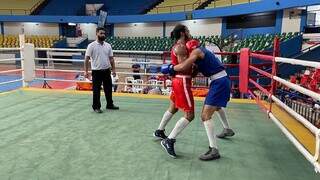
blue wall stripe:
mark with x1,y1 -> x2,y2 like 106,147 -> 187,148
193,0 -> 320,19
275,10 -> 283,33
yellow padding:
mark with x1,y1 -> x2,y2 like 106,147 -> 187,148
271,103 -> 316,156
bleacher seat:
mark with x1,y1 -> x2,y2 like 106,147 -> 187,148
0,35 -> 64,48
224,32 -> 301,53
148,0 -> 206,14
0,0 -> 44,15
206,0 -> 258,9
106,35 -> 224,51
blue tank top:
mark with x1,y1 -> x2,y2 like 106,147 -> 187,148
194,47 -> 225,77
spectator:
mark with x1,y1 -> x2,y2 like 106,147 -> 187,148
132,63 -> 141,80
231,84 -> 240,98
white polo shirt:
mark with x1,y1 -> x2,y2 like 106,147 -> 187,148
85,40 -> 113,70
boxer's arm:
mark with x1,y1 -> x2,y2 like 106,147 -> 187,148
174,49 -> 201,72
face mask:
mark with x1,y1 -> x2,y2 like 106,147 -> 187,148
98,36 -> 106,41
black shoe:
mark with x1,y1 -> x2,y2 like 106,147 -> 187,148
216,128 -> 235,139
161,138 -> 177,158
153,129 -> 167,140
94,109 -> 103,113
106,105 -> 119,110
199,147 -> 220,161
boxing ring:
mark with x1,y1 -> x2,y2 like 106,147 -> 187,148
239,38 -> 320,172
0,38 -> 319,179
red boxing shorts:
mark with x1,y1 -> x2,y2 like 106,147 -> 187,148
170,75 -> 194,112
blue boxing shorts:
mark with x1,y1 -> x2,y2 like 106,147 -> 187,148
204,76 -> 231,107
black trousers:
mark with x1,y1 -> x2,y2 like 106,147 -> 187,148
92,69 -> 113,110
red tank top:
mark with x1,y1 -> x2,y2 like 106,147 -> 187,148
170,43 -> 192,75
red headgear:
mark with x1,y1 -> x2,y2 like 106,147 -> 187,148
186,39 -> 200,53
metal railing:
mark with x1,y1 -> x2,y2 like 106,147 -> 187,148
150,0 -> 256,14
0,9 -> 32,15
283,98 -> 320,128
0,0 -> 44,15
209,0 -> 254,8
152,0 -> 206,14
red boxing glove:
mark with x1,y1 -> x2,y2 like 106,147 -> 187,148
186,39 -> 200,53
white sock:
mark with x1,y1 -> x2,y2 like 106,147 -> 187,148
158,111 -> 174,130
168,117 -> 190,139
218,108 -> 230,129
203,119 -> 218,149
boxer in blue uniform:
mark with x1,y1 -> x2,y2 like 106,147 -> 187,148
161,39 -> 234,161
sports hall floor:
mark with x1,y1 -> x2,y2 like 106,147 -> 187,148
0,88 -> 319,180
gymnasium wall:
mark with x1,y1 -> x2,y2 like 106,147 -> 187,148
114,22 -> 163,37
165,19 -> 222,37
113,19 -> 222,37
310,5 -> 320,25
281,8 -> 303,33
3,22 -> 59,35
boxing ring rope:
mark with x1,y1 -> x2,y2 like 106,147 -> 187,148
0,69 -> 23,74
34,58 -> 84,63
32,77 -> 165,87
0,46 -> 169,91
35,69 -> 163,76
239,38 -> 320,173
35,48 -> 165,55
0,48 -> 21,51
31,47 -> 167,89
0,47 -> 24,87
31,47 -> 245,89
35,58 -> 164,65
30,46 -> 270,91
0,78 -> 24,86
0,58 -> 23,62
275,57 -> 320,68
30,49 -> 271,94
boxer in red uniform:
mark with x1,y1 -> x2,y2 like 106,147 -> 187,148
153,24 -> 195,158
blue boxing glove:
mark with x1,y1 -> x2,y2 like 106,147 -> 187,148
161,64 -> 175,76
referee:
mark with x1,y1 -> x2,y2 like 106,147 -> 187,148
84,27 -> 119,113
